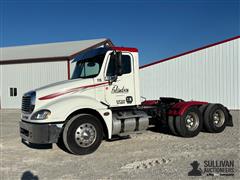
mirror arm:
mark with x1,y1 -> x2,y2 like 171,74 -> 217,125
106,75 -> 117,85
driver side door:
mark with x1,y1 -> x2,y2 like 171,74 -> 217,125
104,53 -> 135,107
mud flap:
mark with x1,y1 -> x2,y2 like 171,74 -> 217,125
226,111 -> 233,127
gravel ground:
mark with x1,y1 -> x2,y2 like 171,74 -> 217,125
0,110 -> 239,180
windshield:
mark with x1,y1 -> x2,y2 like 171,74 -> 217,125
71,54 -> 105,79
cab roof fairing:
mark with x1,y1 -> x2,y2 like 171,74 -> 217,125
72,47 -> 138,63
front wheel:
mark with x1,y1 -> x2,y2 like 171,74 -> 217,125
63,114 -> 103,155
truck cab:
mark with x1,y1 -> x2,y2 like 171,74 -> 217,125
20,46 -> 232,155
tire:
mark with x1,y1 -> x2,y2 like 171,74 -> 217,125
175,106 -> 202,137
199,104 -> 209,131
167,116 -> 179,136
63,114 -> 103,155
203,104 -> 228,133
199,104 -> 209,115
56,132 -> 72,154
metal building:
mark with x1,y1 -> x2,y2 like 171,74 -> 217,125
0,38 -> 113,109
140,36 -> 240,110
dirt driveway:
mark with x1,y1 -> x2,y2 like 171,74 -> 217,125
0,110 -> 239,179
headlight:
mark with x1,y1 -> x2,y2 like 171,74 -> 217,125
31,110 -> 51,120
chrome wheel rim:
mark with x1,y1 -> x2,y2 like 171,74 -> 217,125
213,109 -> 225,127
75,123 -> 97,147
185,112 -> 199,131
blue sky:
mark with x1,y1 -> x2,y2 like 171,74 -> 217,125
0,0 -> 239,65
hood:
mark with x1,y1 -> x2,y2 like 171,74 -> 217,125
35,78 -> 94,101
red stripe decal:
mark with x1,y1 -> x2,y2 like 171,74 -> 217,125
39,82 -> 108,100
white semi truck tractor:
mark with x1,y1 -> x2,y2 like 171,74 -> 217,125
20,46 -> 233,155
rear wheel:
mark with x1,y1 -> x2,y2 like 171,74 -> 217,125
175,107 -> 202,137
63,114 -> 103,155
203,104 -> 227,133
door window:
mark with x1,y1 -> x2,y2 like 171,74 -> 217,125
106,54 -> 131,76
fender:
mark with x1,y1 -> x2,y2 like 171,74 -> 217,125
32,95 -> 113,139
168,101 -> 208,116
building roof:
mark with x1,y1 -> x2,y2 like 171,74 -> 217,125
140,35 -> 240,69
0,38 -> 113,64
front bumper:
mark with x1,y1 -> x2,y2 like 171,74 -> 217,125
19,120 -> 63,144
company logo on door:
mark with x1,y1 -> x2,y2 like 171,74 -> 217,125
111,85 -> 129,94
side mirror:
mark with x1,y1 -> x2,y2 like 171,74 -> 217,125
115,51 -> 122,76
105,51 -> 122,84
105,75 -> 118,84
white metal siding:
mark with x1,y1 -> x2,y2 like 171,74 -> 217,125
1,61 -> 68,108
69,59 -> 76,78
140,38 -> 240,110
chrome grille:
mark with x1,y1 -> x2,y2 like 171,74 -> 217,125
21,96 -> 32,112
